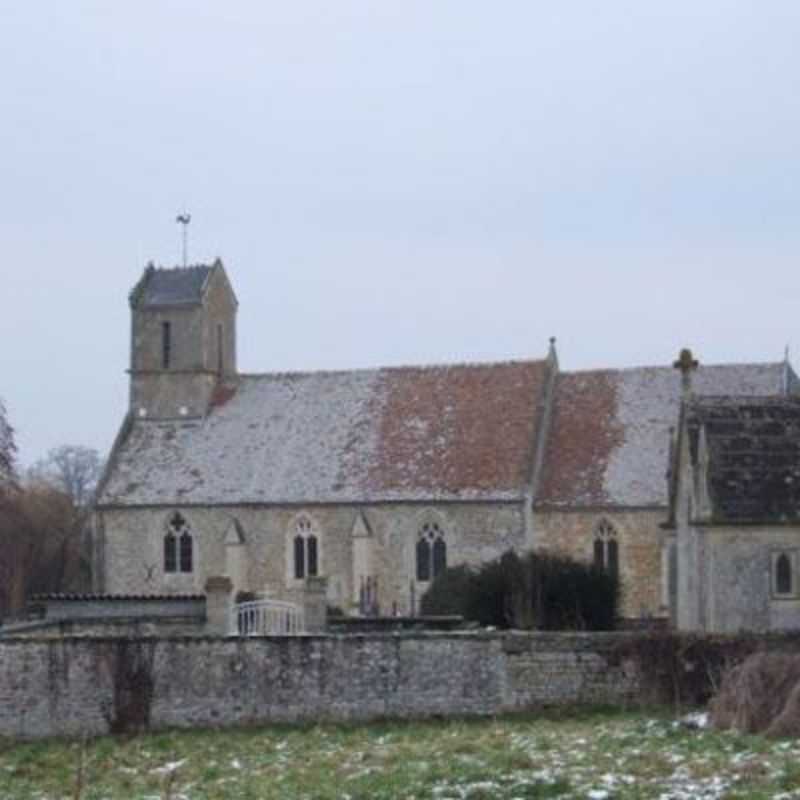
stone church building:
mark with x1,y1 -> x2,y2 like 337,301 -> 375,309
93,262 -> 797,624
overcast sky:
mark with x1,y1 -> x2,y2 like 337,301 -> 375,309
2,1 -> 800,466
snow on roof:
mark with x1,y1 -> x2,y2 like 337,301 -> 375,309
98,359 -> 551,506
537,362 -> 791,508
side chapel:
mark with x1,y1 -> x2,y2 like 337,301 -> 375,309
93,262 -> 799,626
667,379 -> 800,632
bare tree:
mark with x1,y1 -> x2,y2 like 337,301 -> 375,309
29,445 -> 103,507
0,485 -> 88,620
0,443 -> 103,621
0,398 -> 16,490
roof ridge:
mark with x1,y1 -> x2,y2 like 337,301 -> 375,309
562,360 -> 784,377
688,394 -> 800,404
237,357 -> 548,380
150,263 -> 214,273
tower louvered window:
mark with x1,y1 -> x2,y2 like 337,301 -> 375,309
161,321 -> 172,369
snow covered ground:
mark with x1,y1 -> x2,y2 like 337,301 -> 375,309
2,710 -> 800,799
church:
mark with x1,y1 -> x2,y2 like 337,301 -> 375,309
93,261 -> 798,626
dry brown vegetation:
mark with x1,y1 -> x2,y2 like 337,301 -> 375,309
0,486 -> 90,620
711,652 -> 800,737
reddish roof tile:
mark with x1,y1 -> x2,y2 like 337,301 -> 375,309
537,370 -> 623,507
370,361 -> 549,495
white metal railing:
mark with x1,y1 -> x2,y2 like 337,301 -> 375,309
232,599 -> 305,636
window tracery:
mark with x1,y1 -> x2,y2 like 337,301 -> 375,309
164,512 -> 193,573
593,519 -> 618,578
292,514 -> 319,580
416,521 -> 447,582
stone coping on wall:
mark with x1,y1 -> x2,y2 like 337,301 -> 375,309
327,615 -> 465,633
5,629 -> 800,644
0,629 -> 648,645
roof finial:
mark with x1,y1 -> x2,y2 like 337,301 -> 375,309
176,213 -> 191,268
547,336 -> 558,364
673,347 -> 699,399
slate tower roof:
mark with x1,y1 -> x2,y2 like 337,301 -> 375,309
129,262 -> 222,309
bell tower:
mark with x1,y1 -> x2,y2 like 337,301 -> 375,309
128,258 -> 238,419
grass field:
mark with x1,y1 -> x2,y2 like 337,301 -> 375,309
1,710 -> 799,799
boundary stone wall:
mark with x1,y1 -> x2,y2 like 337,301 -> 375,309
5,630 -> 799,740
0,632 -> 641,739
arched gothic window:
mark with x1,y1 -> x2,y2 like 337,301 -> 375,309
593,519 -> 618,578
164,512 -> 193,574
416,521 -> 447,582
773,551 -> 795,597
164,531 -> 177,573
292,515 -> 319,580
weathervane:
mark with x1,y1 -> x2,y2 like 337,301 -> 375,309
176,213 -> 191,267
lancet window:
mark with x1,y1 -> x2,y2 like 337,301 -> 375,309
292,515 -> 319,580
416,521 -> 447,582
164,512 -> 193,573
592,519 -> 619,578
773,551 -> 796,597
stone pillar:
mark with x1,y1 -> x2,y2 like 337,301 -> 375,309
205,575 -> 234,636
303,576 -> 329,633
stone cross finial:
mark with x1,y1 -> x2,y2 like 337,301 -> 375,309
673,347 -> 699,398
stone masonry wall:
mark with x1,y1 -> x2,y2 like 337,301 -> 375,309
98,504 -> 670,621
698,526 -> 800,633
4,618 -> 206,639
535,509 -> 667,619
99,502 -> 526,614
0,632 -> 641,739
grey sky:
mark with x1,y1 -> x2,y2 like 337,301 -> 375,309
2,1 -> 800,465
